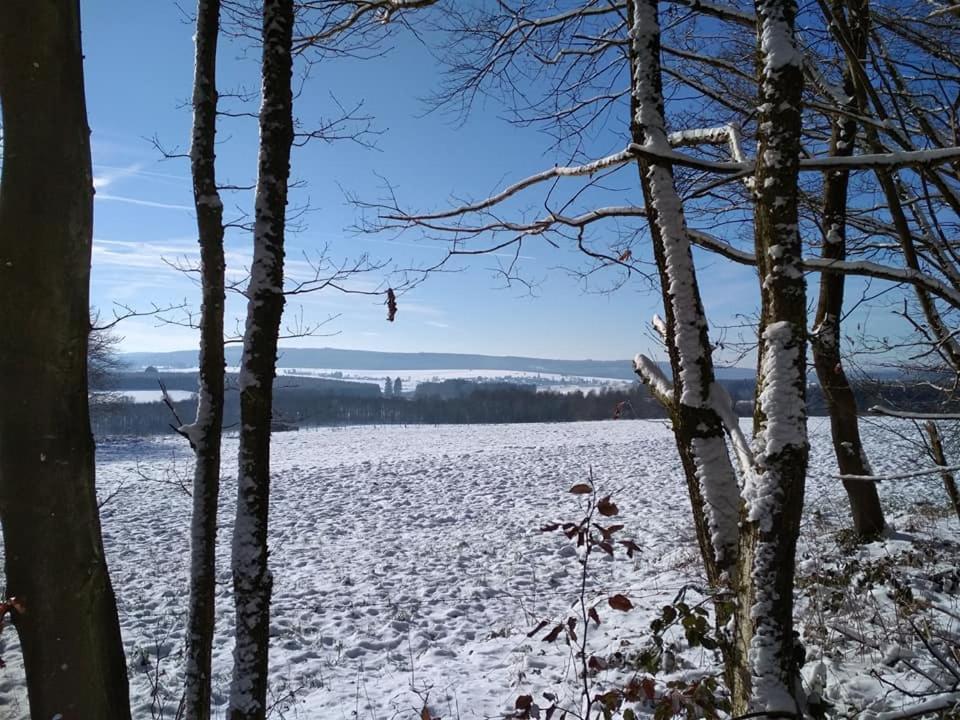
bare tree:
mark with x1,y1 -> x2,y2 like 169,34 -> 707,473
729,0 -> 807,711
0,1 -> 132,716
625,0 -> 740,682
228,2 -> 295,718
88,311 -> 126,403
219,5 -> 437,716
809,0 -> 886,538
180,1 -> 228,718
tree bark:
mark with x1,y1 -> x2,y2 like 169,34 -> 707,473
925,422 -> 960,524
183,0 -> 227,717
228,1 -> 294,718
734,0 -> 807,712
0,2 -> 132,718
626,0 -> 740,589
626,0 -> 743,690
811,0 -> 886,539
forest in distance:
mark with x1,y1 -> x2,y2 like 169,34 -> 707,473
89,368 -> 956,436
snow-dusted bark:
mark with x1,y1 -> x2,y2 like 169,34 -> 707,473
628,0 -> 740,589
811,0 -> 885,539
183,1 -> 227,717
229,1 -> 294,718
0,2 -> 132,716
734,0 -> 806,712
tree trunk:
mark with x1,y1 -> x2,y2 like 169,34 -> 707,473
183,0 -> 226,717
228,1 -> 294,718
626,0 -> 743,690
925,422 -> 960,524
0,2 -> 132,718
733,0 -> 807,712
811,0 -> 885,539
627,0 -> 740,589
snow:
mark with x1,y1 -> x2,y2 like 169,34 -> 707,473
690,435 -> 740,562
157,366 -> 632,394
122,389 -> 197,404
743,321 -> 806,533
276,367 -> 631,394
1,419 -> 958,719
633,353 -> 672,402
629,0 -> 711,408
754,321 -> 806,458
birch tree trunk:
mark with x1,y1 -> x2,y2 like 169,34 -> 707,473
0,2 -> 132,717
626,0 -> 740,588
183,0 -> 227,716
811,0 -> 885,539
733,0 -> 807,712
229,1 -> 294,717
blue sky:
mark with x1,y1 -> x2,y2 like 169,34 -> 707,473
79,1 -> 894,364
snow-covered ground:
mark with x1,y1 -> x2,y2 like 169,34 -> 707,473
1,418 -> 957,719
122,389 -> 198,404
162,365 -> 632,394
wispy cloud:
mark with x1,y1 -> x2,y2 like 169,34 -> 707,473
95,193 -> 194,211
425,320 -> 450,329
93,163 -> 144,190
92,238 -> 199,274
96,163 -> 188,185
399,301 -> 445,318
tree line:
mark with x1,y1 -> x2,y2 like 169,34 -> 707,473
89,375 -> 957,436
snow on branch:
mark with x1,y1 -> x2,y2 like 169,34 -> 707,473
709,382 -> 756,480
868,405 -> 960,420
387,143 -> 960,230
798,146 -> 960,170
837,465 -> 960,483
389,148 -> 636,222
668,124 -> 745,162
633,354 -> 675,409
866,692 -> 960,720
687,230 -> 960,309
651,314 -> 668,341
628,142 -> 960,175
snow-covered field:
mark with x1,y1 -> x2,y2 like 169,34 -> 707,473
1,419 -> 957,719
122,389 -> 198,404
162,365 -> 631,394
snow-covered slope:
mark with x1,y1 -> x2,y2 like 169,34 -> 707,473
0,419 -> 956,719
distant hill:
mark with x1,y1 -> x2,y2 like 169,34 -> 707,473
102,370 -> 380,397
121,346 -> 756,381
